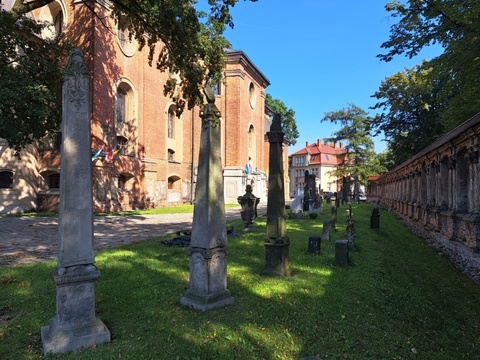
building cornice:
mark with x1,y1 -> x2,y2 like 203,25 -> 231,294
225,50 -> 270,88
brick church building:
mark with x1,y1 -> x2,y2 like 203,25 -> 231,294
0,0 -> 288,214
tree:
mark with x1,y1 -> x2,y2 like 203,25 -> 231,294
379,0 -> 480,129
321,104 -> 375,201
265,93 -> 299,145
1,0 -> 257,152
371,62 -> 446,166
0,8 -> 67,153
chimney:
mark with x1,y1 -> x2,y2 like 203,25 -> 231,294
340,142 -> 344,148
306,141 -> 309,147
317,139 -> 322,146
333,142 -> 336,148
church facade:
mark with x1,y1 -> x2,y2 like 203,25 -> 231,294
0,0 -> 285,214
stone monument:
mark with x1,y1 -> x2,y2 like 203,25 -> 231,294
180,87 -> 235,311
237,184 -> 260,231
41,49 -> 110,355
261,114 -> 291,277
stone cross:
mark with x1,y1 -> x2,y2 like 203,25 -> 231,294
180,87 -> 234,311
41,49 -> 110,355
261,114 -> 291,277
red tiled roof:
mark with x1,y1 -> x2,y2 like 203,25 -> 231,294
290,141 -> 347,165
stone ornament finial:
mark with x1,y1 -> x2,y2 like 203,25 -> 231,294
200,86 -> 221,128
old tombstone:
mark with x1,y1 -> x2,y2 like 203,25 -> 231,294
330,203 -> 337,231
290,194 -> 304,217
308,235 -> 321,253
370,207 -> 380,229
262,114 -> 291,277
303,170 -> 315,212
237,184 -> 260,231
322,219 -> 331,242
335,240 -> 349,266
180,87 -> 235,311
41,49 -> 111,355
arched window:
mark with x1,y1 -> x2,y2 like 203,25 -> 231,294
0,171 -> 14,189
117,15 -> 137,57
168,106 -> 176,139
54,10 -> 63,35
115,81 -> 137,156
116,88 -> 127,125
168,175 -> 180,190
249,82 -> 256,108
248,124 -> 256,169
39,1 -> 66,39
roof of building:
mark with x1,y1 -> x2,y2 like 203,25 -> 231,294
290,139 -> 347,165
225,49 -> 270,88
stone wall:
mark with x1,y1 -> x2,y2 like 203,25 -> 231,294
368,113 -> 480,253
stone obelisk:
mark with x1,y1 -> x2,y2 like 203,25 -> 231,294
262,114 -> 291,277
41,49 -> 111,355
180,87 -> 235,311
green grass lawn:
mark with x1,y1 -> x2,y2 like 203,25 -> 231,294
1,203 -> 480,359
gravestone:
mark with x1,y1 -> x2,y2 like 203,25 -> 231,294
262,114 -> 291,277
290,194 -> 304,217
335,240 -> 349,266
307,236 -> 321,253
331,203 -> 337,231
180,87 -> 234,311
370,207 -> 380,229
322,219 -> 331,242
41,49 -> 110,355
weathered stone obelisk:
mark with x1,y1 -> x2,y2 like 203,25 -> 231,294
41,49 -> 111,355
180,87 -> 235,311
262,114 -> 291,277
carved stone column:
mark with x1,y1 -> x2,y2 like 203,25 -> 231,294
262,114 -> 291,277
180,88 -> 234,311
41,49 -> 110,355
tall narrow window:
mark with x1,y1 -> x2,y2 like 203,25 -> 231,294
116,88 -> 127,125
54,10 -> 63,35
168,106 -> 175,139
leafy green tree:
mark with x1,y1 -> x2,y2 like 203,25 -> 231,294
379,0 -> 480,129
0,8 -> 67,154
371,62 -> 446,166
1,0 -> 256,152
321,104 -> 375,201
265,93 -> 299,145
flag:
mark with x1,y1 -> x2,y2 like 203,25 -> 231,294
106,149 -> 114,162
92,148 -> 103,161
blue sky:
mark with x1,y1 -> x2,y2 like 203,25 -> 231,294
221,0 -> 442,154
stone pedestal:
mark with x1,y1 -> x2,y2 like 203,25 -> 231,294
181,248 -> 234,311
262,239 -> 291,277
41,266 -> 110,354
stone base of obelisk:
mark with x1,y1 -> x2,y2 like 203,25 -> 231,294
41,267 -> 111,355
261,238 -> 292,277
180,249 -> 235,311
